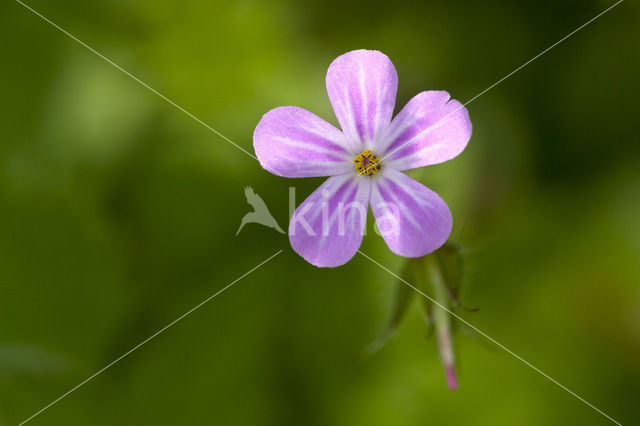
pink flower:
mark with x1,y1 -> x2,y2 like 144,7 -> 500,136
254,50 -> 472,267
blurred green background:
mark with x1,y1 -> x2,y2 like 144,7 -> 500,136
1,0 -> 639,424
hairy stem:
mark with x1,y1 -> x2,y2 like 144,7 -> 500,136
427,255 -> 458,389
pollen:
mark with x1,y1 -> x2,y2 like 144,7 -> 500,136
353,150 -> 381,176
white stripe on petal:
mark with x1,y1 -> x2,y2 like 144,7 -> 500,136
254,106 -> 354,177
326,50 -> 398,152
379,91 -> 472,171
371,169 -> 452,258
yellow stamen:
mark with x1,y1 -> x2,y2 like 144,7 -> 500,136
353,149 -> 381,176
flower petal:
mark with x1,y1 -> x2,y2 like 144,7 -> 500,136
371,169 -> 451,257
289,174 -> 371,267
379,91 -> 471,171
326,50 -> 398,150
254,106 -> 354,177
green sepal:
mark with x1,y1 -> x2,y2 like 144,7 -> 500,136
413,256 -> 435,329
434,243 -> 464,302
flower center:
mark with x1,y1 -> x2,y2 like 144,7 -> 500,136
353,150 -> 381,176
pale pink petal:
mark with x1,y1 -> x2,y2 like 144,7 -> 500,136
254,106 -> 354,177
379,91 -> 471,171
371,169 -> 451,257
326,50 -> 398,151
289,174 -> 371,267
